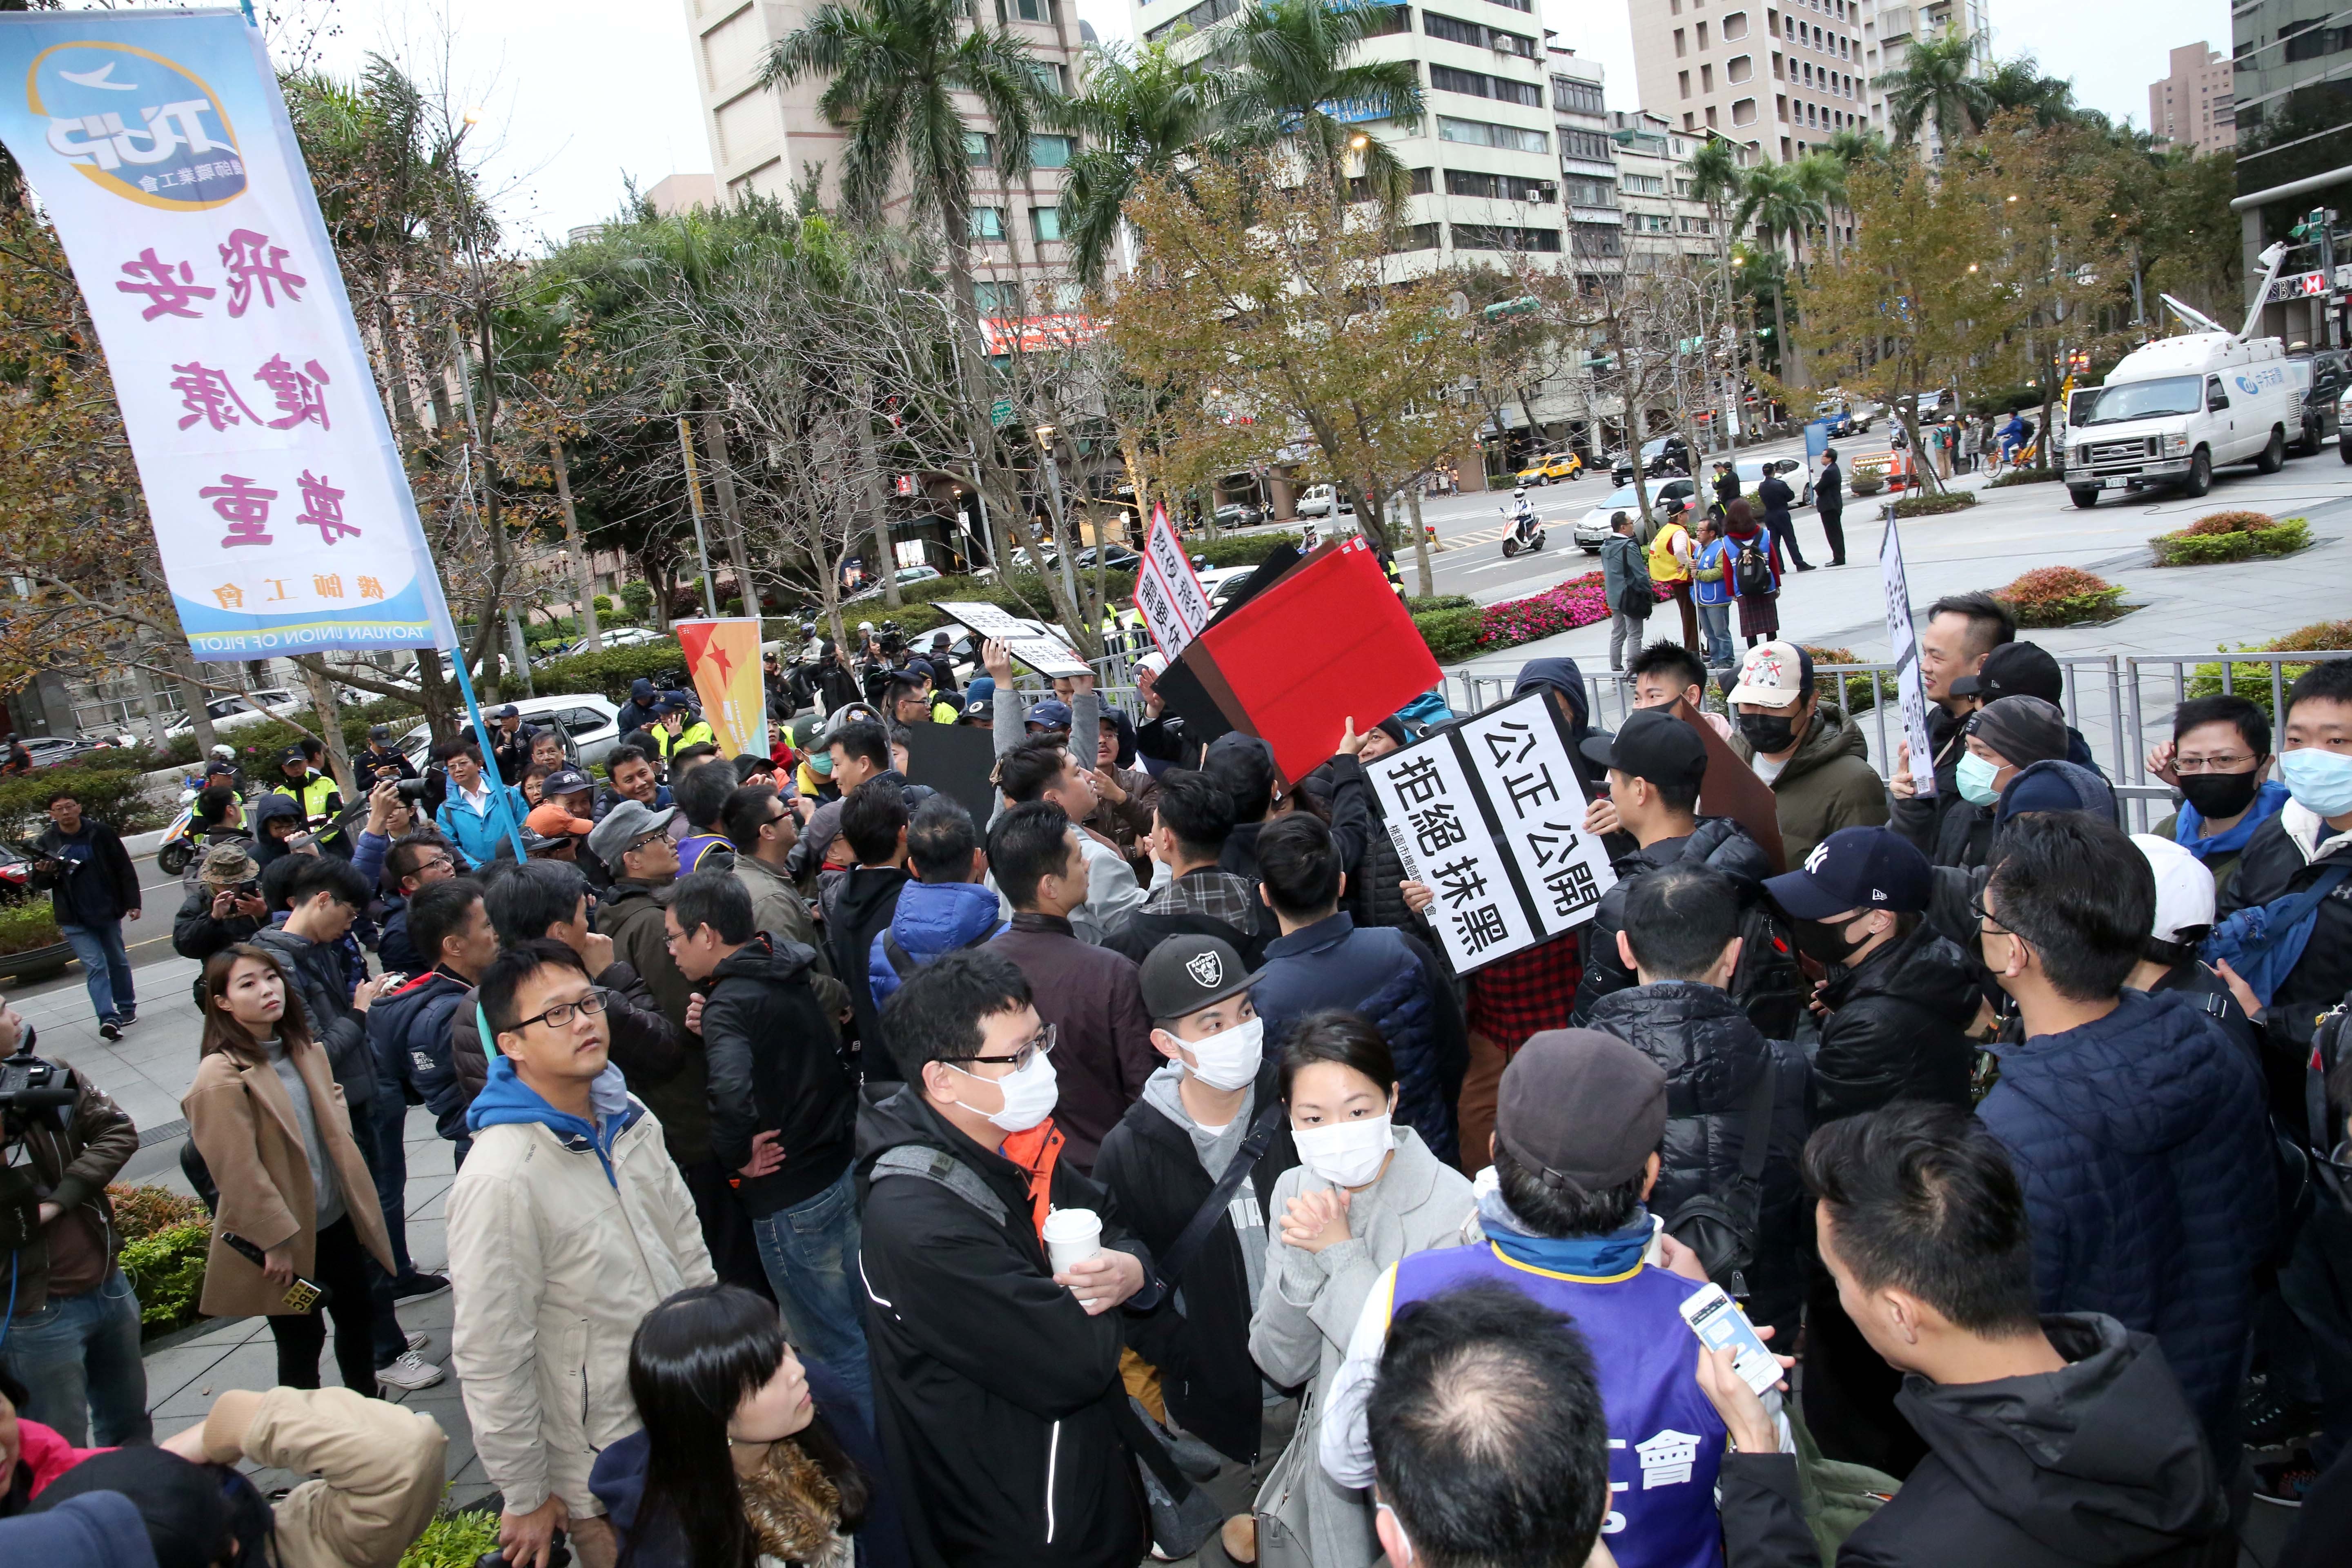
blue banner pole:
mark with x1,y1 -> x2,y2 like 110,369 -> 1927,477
445,648 -> 530,863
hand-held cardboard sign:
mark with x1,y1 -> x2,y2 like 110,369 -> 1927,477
931,600 -> 1091,679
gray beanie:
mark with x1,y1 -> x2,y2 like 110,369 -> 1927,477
1967,695 -> 2068,768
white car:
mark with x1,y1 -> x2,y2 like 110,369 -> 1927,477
167,686 -> 307,739
1293,484 -> 1355,518
396,692 -> 624,774
1572,479 -> 1701,552
562,626 -> 667,658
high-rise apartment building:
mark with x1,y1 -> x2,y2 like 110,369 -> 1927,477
680,0 -> 1091,314
1135,0 -> 1569,267
2231,0 -> 2352,338
1856,0 -> 1987,150
2149,42 -> 2235,155
1625,0 -> 1874,163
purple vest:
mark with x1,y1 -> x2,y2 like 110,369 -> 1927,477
1391,1242 -> 1728,1568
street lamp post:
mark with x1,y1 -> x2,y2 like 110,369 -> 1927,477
1035,424 -> 1085,626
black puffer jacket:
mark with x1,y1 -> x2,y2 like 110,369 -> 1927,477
1583,979 -> 1809,1336
1572,817 -> 1772,1022
1811,923 -> 1981,1124
701,933 -> 856,1218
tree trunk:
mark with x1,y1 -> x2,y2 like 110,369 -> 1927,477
168,642 -> 219,756
1407,483 -> 1433,596
296,658 -> 356,800
414,644 -> 458,744
701,413 -> 761,615
851,376 -> 901,611
552,440 -> 601,652
129,646 -> 171,755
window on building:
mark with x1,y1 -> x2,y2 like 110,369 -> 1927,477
1621,172 -> 1667,193
1030,206 -> 1062,241
1026,61 -> 1066,96
1453,223 -> 1562,252
1349,167 -> 1437,200
997,0 -> 1053,20
1424,10 -> 1483,45
1445,169 -> 1558,201
1684,111 -> 1697,129
1563,176 -> 1616,206
1733,96 -> 1757,123
1030,134 -> 1073,168
1702,63 -> 1713,89
1437,115 -> 1549,152
1724,10 -> 1748,38
1488,0 -> 1533,13
1390,222 -> 1443,251
1552,76 -> 1606,114
1675,27 -> 1687,55
1707,105 -> 1719,126
1572,223 -> 1623,257
1729,54 -> 1752,81
1141,0 -> 1240,45
1561,127 -> 1614,160
964,131 -> 994,167
1679,69 -> 1691,97
1698,21 -> 1709,47
1430,64 -> 1543,106
1361,4 -> 1412,36
973,281 -> 1024,315
971,208 -> 1006,240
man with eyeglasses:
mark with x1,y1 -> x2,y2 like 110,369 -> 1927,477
723,781 -> 852,1023
858,948 -> 1161,1568
2145,695 -> 2287,903
372,831 -> 460,974
450,938 -> 717,1568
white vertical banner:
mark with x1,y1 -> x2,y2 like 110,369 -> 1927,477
1131,556 -> 1194,660
1365,727 -> 1535,973
0,9 -> 455,662
1144,505 -> 1215,631
1878,514 -> 1937,795
1454,695 -> 1615,938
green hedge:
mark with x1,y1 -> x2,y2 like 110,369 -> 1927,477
2150,516 -> 2310,566
0,762 -> 164,841
1413,606 -> 1485,662
121,1220 -> 210,1332
1893,491 -> 1980,517
0,900 -> 61,955
1987,466 -> 2059,488
519,641 -> 688,703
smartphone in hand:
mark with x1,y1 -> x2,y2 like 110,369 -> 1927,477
1677,1282 -> 1781,1397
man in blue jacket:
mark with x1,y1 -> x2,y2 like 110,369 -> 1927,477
1250,812 -> 1469,1167
870,795 -> 1005,1016
1975,811 -> 2272,1455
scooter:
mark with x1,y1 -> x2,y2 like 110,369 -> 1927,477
154,773 -> 205,876
1499,502 -> 1546,559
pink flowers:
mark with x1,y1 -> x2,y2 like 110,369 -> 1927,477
1475,572 -> 1611,648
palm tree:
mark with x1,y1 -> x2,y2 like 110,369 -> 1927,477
1212,0 -> 1425,210
1982,55 -> 2077,129
1056,40 -> 1227,288
1793,150 -> 1847,263
1880,29 -> 1990,150
1686,138 -> 1746,438
760,0 -> 1046,327
1735,163 -> 1826,386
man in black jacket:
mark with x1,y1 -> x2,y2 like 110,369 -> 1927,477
1107,768 -> 1273,967
666,869 -> 868,1419
31,789 -> 143,1040
1704,1102 -> 2225,1568
831,778 -> 913,1081
172,842 -> 269,964
1095,934 -> 1298,1467
858,949 -> 1159,1568
1815,447 -> 1846,565
1893,592 -> 2016,855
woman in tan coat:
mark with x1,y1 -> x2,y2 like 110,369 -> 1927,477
184,944 -> 394,1397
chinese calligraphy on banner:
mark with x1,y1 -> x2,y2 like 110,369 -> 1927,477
1878,514 -> 1936,797
1132,504 -> 1216,659
1364,693 -> 1616,973
932,601 -> 1091,678
0,11 -> 454,662
674,618 -> 768,760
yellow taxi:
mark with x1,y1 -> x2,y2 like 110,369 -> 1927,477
1543,452 -> 1584,481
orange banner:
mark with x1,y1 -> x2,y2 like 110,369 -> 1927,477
673,617 -> 768,761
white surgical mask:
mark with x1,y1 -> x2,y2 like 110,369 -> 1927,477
1184,1017 -> 1264,1091
954,1050 -> 1059,1133
1293,1114 -> 1395,1188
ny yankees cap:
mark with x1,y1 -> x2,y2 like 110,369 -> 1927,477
1763,825 -> 1931,920
1138,934 -> 1259,1022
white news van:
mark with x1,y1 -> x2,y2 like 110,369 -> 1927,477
2062,247 -> 2303,508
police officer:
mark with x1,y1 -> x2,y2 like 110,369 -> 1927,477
271,745 -> 348,855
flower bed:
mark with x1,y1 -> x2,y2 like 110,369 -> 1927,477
2187,620 -> 2352,717
1987,466 -> 2060,488
1799,646 -> 1898,713
1993,565 -> 2130,628
2149,511 -> 2310,566
1413,572 -> 1612,663
1893,490 -> 1979,518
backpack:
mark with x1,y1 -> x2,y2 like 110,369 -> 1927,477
2200,862 -> 2351,1005
1728,898 -> 1805,1040
1664,1057 -> 1775,1300
1733,539 -> 1773,597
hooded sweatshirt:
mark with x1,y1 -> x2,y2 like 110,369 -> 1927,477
465,1055 -> 638,1183
1978,989 -> 2274,1441
1719,1313 -> 2226,1568
249,792 -> 306,867
868,878 -> 1007,1014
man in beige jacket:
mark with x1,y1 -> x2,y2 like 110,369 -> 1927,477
447,938 -> 716,1568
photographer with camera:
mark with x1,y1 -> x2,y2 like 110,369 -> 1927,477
29,790 -> 141,1042
0,1000 -> 149,1447
172,844 -> 270,966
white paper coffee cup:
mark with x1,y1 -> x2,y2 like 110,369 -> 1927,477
1042,1207 -> 1103,1276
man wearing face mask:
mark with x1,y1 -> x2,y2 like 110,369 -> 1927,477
1094,936 -> 1301,1475
2147,694 -> 2287,902
1725,642 -> 1888,866
1762,826 -> 1978,1474
856,949 -> 1163,1568
1930,695 -> 2076,872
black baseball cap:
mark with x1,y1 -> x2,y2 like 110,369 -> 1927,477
1763,825 -> 1931,920
278,745 -> 307,766
368,724 -> 394,743
1578,707 -> 1708,793
1496,1030 -> 1668,1189
1951,640 -> 2062,704
1138,934 -> 1259,1022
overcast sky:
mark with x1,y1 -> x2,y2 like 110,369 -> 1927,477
278,0 -> 2235,249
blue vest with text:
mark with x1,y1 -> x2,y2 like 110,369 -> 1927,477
1389,1243 -> 1728,1568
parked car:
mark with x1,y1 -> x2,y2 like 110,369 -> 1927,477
2062,331 -> 2297,506
1212,501 -> 1265,529
165,686 -> 308,739
560,626 -> 668,658
2286,348 -> 2349,455
1609,434 -> 1692,487
1294,484 -> 1355,517
397,692 -> 624,774
1072,545 -> 1142,572
1573,479 -> 1699,552
15,736 -> 101,768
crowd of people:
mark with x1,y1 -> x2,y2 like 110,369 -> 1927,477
4,600 -> 2352,1568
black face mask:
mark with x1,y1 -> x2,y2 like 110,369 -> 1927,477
1739,712 -> 1799,754
2177,769 -> 2264,822
1792,915 -> 1868,967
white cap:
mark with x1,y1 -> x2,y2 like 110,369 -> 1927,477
2131,833 -> 2216,944
1727,641 -> 1811,709
1136,652 -> 1168,677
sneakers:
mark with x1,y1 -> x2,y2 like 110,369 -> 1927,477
2242,1386 -> 2322,1449
374,1350 -> 444,1391
393,1271 -> 450,1301
97,1020 -> 120,1042
405,1330 -> 429,1354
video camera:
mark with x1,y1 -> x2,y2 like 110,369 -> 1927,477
396,777 -> 434,803
0,1052 -> 74,1117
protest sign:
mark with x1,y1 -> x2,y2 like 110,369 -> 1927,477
1365,691 -> 1616,974
0,9 -> 454,661
1132,504 -> 1215,659
675,617 -> 767,759
931,600 -> 1091,678
1879,515 -> 1937,797
902,723 -> 998,827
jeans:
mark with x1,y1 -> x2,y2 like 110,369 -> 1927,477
1696,601 -> 1735,667
267,1214 -> 381,1399
1,1268 -> 151,1447
750,1167 -> 873,1426
57,920 -> 134,1026
1608,610 -> 1646,671
357,1101 -> 410,1369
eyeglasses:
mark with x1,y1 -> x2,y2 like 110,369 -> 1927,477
2174,754 -> 2259,775
511,989 -> 608,1032
626,833 -> 668,855
1968,893 -> 2009,937
414,854 -> 454,874
958,1022 -> 1057,1073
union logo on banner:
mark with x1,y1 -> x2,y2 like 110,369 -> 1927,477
30,40 -> 249,211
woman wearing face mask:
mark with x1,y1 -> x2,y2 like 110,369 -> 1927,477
590,1283 -> 909,1568
1095,938 -> 1302,1487
2145,695 -> 2286,902
1247,1010 -> 1475,1568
